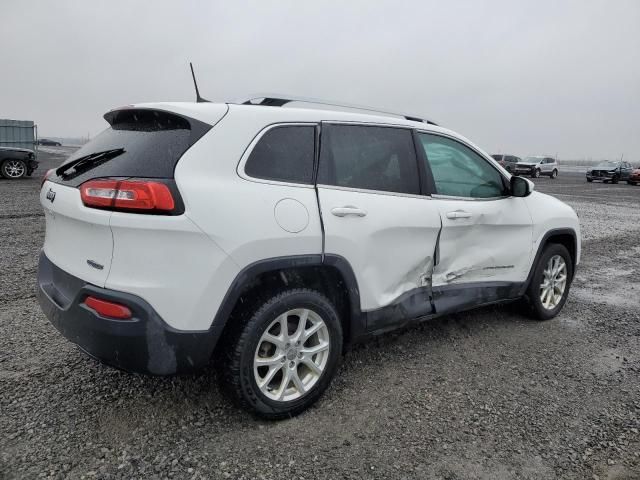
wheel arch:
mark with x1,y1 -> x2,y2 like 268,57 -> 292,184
521,228 -> 578,294
210,254 -> 364,356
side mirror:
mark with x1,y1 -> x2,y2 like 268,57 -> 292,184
510,176 -> 532,197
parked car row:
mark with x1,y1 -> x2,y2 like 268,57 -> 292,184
491,154 -> 558,178
586,161 -> 639,185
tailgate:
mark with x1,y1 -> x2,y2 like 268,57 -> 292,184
41,181 -> 113,286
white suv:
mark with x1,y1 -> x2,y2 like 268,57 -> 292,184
38,97 -> 580,418
514,156 -> 559,178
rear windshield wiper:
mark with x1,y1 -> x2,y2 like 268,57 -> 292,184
56,148 -> 125,179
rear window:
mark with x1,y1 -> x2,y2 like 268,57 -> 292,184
51,109 -> 210,187
244,125 -> 315,184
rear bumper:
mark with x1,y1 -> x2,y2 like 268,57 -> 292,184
37,252 -> 217,375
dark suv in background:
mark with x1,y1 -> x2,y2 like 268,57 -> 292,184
586,161 -> 633,183
491,154 -> 521,173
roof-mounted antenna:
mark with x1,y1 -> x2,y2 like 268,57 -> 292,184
189,62 -> 210,103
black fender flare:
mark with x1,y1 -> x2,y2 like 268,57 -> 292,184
208,254 -> 364,349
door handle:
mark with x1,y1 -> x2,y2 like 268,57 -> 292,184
446,210 -> 472,219
331,206 -> 367,217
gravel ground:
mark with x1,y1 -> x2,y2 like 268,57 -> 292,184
1,151 -> 639,480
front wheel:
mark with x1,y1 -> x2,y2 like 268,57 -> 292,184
612,175 -> 619,184
221,289 -> 343,419
628,181 -> 637,185
586,178 -> 593,182
532,168 -> 541,178
1,159 -> 27,179
525,243 -> 573,320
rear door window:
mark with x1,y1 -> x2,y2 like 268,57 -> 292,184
318,124 -> 420,195
244,125 -> 315,184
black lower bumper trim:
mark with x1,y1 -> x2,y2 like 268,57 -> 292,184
37,252 -> 218,375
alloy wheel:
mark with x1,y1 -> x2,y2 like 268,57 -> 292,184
3,160 -> 26,178
253,308 -> 330,402
539,254 -> 567,310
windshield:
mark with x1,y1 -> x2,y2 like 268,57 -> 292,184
521,157 -> 541,163
594,161 -> 618,169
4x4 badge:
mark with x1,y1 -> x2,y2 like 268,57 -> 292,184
46,188 -> 56,203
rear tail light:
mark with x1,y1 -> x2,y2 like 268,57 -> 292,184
80,179 -> 175,213
41,168 -> 54,188
84,296 -> 132,320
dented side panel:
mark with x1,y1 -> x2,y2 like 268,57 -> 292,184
318,187 -> 441,312
431,197 -> 534,286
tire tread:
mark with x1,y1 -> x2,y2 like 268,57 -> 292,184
220,288 -> 341,419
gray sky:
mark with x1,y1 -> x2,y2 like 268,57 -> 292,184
2,0 -> 639,160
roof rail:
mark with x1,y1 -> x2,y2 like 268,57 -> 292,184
232,94 -> 439,126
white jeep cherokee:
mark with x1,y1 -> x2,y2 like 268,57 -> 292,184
38,97 -> 580,418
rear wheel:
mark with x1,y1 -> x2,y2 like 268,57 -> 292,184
221,289 -> 343,419
627,180 -> 636,185
586,178 -> 593,182
525,243 -> 573,320
550,169 -> 558,179
1,159 -> 27,179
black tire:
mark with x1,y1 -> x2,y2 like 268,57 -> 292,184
586,178 -> 593,182
221,289 -> 343,419
532,168 -> 541,178
550,169 -> 558,179
612,175 -> 619,184
525,243 -> 573,320
1,159 -> 27,179
627,180 -> 636,186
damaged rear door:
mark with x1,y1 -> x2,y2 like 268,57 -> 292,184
416,133 -> 533,301
316,123 -> 441,327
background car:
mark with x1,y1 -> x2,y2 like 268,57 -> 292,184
627,166 -> 640,185
38,139 -> 63,146
0,146 -> 39,179
586,161 -> 633,183
514,156 -> 558,178
491,154 -> 521,173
